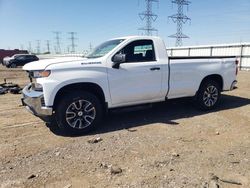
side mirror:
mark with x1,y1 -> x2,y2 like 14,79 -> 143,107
112,54 -> 126,69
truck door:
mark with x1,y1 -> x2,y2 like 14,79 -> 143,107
107,39 -> 162,106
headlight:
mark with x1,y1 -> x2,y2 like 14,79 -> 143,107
32,70 -> 51,78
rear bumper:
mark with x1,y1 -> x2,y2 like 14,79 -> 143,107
230,80 -> 238,90
21,84 -> 53,117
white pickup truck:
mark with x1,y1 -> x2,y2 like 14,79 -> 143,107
22,36 -> 238,134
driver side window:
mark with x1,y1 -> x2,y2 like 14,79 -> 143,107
16,56 -> 24,60
118,40 -> 156,63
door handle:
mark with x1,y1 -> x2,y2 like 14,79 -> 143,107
150,67 -> 161,71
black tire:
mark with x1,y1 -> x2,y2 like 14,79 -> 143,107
55,91 -> 103,135
195,80 -> 221,110
10,63 -> 17,68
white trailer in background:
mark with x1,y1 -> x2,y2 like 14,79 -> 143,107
167,43 -> 250,70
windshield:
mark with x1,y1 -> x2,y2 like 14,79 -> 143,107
12,54 -> 22,58
86,39 -> 124,58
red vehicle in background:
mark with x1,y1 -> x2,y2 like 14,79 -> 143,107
0,49 -> 28,65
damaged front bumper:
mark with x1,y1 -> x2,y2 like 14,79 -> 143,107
21,84 -> 53,117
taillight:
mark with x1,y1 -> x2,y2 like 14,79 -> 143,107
235,60 -> 239,75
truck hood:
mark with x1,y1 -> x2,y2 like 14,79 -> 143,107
3,56 -> 11,60
23,57 -> 88,71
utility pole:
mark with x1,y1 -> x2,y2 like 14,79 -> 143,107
53,31 -> 61,54
68,32 -> 77,53
46,40 -> 50,53
169,0 -> 191,47
36,40 -> 41,54
139,0 -> 159,36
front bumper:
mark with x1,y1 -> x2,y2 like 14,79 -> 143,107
21,84 -> 53,117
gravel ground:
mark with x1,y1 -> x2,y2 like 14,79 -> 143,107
0,65 -> 249,188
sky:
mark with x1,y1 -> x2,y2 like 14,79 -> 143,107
0,0 -> 250,53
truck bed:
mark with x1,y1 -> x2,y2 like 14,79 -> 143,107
169,56 -> 237,60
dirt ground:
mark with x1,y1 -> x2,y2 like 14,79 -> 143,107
0,65 -> 249,188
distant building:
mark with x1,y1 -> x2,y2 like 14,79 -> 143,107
0,49 -> 28,64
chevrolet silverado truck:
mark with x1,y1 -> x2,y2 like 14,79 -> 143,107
21,36 -> 238,134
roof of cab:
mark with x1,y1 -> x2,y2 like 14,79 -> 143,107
111,35 -> 161,41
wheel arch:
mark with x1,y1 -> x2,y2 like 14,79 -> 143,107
53,82 -> 107,111
198,74 -> 224,92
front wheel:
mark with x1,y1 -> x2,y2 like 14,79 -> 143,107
10,63 -> 17,68
195,80 -> 221,110
55,91 -> 103,135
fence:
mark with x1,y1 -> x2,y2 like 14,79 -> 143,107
167,43 -> 250,70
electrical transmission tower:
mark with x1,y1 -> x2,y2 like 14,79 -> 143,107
53,31 -> 61,54
89,43 -> 93,52
139,0 -> 159,36
68,32 -> 77,53
36,40 -> 41,54
46,40 -> 50,53
169,0 -> 191,47
28,42 -> 32,53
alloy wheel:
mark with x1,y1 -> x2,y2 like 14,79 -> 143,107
66,100 -> 96,129
203,85 -> 219,107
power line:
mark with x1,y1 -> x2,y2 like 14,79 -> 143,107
53,31 -> 61,54
169,0 -> 191,47
68,32 -> 77,53
139,0 -> 159,36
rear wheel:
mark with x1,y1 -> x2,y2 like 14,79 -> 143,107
196,80 -> 221,110
55,91 -> 103,135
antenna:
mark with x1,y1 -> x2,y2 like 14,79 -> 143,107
169,0 -> 191,46
138,0 -> 159,36
53,31 -> 61,54
68,32 -> 77,53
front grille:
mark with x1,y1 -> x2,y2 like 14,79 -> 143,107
41,97 -> 45,107
34,87 -> 43,92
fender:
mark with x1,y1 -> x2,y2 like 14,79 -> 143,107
43,78 -> 111,108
